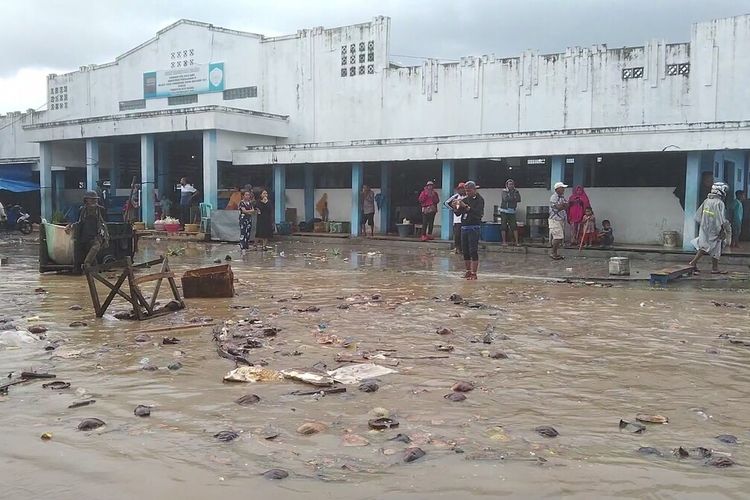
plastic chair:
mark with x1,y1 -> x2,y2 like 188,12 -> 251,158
199,203 -> 212,233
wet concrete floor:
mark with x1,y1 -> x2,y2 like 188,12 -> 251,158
2,239 -> 750,499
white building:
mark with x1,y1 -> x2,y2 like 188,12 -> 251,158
1,14 -> 750,246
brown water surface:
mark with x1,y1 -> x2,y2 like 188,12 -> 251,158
1,240 -> 750,499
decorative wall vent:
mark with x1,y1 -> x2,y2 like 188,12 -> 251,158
223,86 -> 257,100
341,41 -> 375,77
119,99 -> 146,111
167,94 -> 198,105
170,49 -> 195,69
49,85 -> 68,110
622,67 -> 644,80
666,63 -> 689,76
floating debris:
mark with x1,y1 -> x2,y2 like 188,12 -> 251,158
42,381 -> 70,390
706,456 -> 735,468
342,433 -> 370,447
389,433 -> 411,444
223,366 -> 282,383
619,419 -> 646,433
368,417 -> 399,430
637,447 -> 662,456
235,394 -> 261,406
214,430 -> 239,442
444,392 -> 467,402
77,418 -> 105,431
436,327 -> 453,335
534,426 -> 559,438
358,380 -> 379,393
636,413 -> 669,424
716,434 -> 738,444
134,405 -> 152,417
328,364 -> 396,384
403,447 -> 426,463
262,469 -> 289,480
280,369 -> 334,387
451,381 -> 475,392
297,421 -> 327,435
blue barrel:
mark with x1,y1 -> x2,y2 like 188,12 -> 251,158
480,222 -> 502,242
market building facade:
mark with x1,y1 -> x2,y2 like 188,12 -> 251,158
1,14 -> 750,247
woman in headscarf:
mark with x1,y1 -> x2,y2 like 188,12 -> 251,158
689,183 -> 730,274
255,189 -> 274,250
567,185 -> 591,245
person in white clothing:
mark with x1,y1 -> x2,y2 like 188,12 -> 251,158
444,182 -> 466,254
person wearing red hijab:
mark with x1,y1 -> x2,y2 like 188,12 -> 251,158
567,185 -> 591,246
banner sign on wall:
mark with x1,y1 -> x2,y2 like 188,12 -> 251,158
143,62 -> 224,99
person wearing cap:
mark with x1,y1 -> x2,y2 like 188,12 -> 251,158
689,182 -> 730,274
65,191 -> 109,269
455,181 -> 484,279
444,182 -> 467,253
549,182 -> 569,260
499,179 -> 522,246
418,180 -> 440,241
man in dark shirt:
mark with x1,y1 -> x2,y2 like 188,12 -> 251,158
456,181 -> 484,280
66,191 -> 109,269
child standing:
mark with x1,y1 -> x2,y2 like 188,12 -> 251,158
580,207 -> 597,247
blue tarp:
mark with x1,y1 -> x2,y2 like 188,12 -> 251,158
0,163 -> 39,192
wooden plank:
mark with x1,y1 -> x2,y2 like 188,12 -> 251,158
148,258 -> 168,311
130,323 -> 214,335
98,270 -> 130,316
91,272 -> 133,303
134,272 -> 174,285
131,257 -> 165,270
85,270 -> 102,317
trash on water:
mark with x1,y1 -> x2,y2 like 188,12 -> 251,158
280,369 -> 334,386
327,363 -> 397,384
223,366 -> 283,383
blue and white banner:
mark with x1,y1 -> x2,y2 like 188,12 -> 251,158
143,62 -> 224,99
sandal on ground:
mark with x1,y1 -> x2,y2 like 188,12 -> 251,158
711,270 -> 728,275
462,270 -> 472,278
466,272 -> 477,280
550,255 -> 564,260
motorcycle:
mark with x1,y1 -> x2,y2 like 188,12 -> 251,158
0,205 -> 33,235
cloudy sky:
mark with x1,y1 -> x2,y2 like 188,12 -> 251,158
1,0 -> 747,113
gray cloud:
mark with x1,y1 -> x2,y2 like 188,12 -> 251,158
1,0 -> 748,96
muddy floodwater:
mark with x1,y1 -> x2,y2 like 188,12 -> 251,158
2,239 -> 750,499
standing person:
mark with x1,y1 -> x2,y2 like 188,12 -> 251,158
444,182 -> 466,254
418,180 -> 439,241
238,191 -> 257,255
456,181 -> 484,280
549,182 -> 569,260
255,189 -> 274,250
316,193 -> 329,221
567,185 -> 590,246
123,182 -> 140,224
65,191 -> 109,269
178,177 -> 199,226
499,179 -> 522,246
689,183 -> 730,273
580,206 -> 597,247
729,190 -> 745,248
361,184 -> 376,238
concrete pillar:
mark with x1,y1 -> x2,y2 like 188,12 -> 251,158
441,159 -> 455,240
380,162 -> 391,234
53,171 -> 65,213
202,130 -> 218,211
109,143 -> 119,193
140,134 -> 155,227
273,164 -> 286,223
572,157 -> 586,187
683,152 -> 701,250
157,140 -> 169,203
39,142 -> 52,221
351,162 -> 363,237
85,138 -> 99,191
550,156 -> 564,188
304,164 -> 314,221
468,159 -> 479,182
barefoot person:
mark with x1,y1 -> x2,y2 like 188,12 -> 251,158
238,191 -> 257,255
689,183 -> 730,274
549,182 -> 568,260
418,180 -> 439,241
456,181 -> 484,280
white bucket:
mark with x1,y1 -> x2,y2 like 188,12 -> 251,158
609,256 -> 630,276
